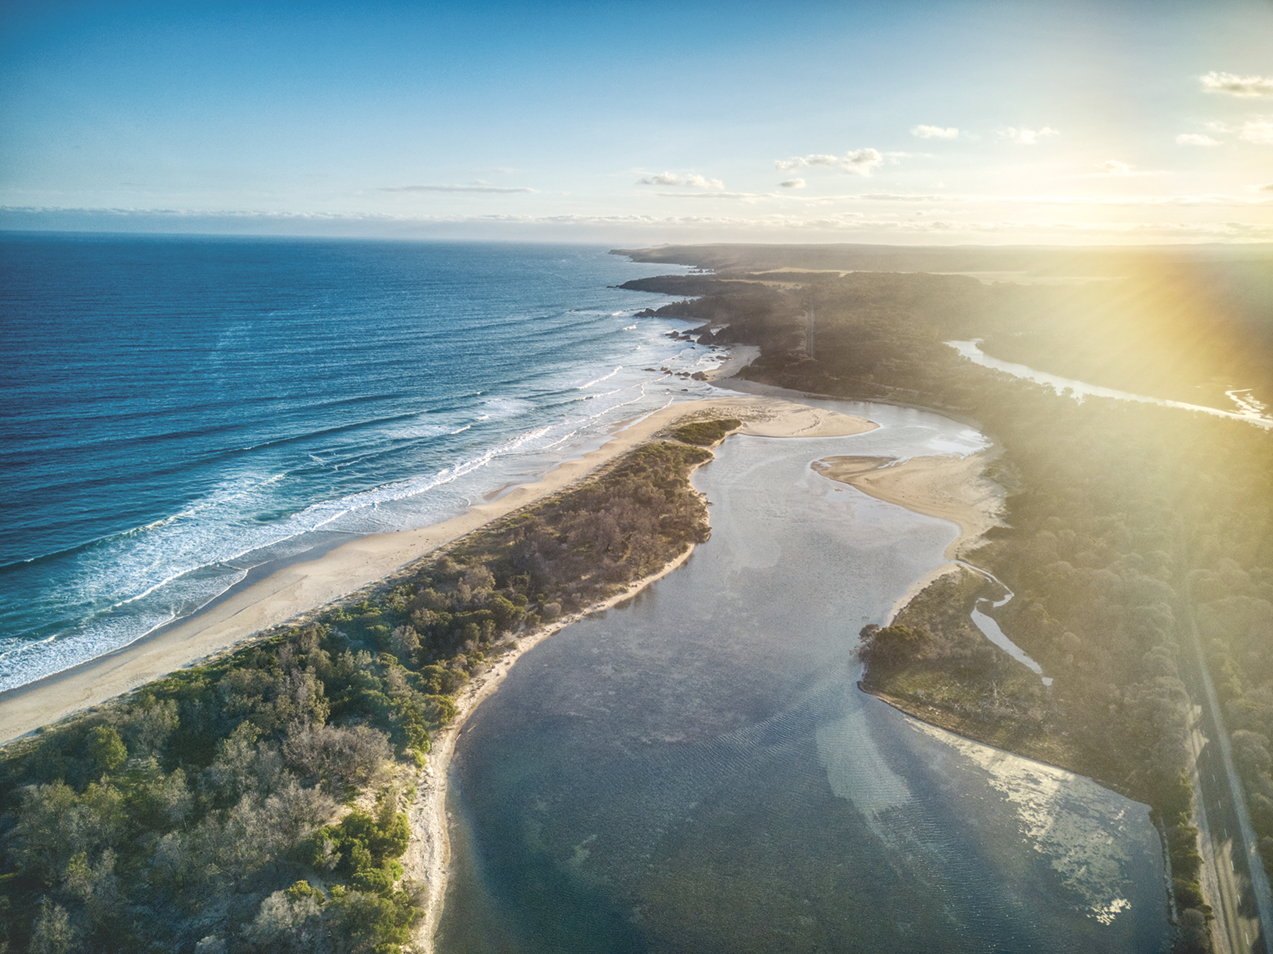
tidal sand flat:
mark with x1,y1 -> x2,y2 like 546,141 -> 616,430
812,452 -> 1004,560
437,402 -> 1170,954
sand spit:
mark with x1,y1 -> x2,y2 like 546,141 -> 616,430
0,389 -> 876,954
813,452 -> 1003,562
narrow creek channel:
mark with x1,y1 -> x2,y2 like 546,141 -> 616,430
955,561 -> 1052,685
437,399 -> 1171,954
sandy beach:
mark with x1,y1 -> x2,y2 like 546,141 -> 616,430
0,394 -> 872,747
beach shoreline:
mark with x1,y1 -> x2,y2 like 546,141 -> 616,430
0,394 -> 872,747
0,368 -> 1005,954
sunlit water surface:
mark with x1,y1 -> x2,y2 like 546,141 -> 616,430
439,400 -> 1170,954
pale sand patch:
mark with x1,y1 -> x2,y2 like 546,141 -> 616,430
813,452 -> 1005,626
701,344 -> 760,382
812,452 -> 1003,562
736,400 -> 876,439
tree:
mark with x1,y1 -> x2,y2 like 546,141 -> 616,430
30,899 -> 74,954
89,726 -> 127,774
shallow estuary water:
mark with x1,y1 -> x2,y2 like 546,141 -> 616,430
438,400 -> 1171,954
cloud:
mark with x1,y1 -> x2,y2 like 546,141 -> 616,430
1261,183 -> 1273,192
857,193 -> 946,201
654,191 -> 761,200
1238,121 -> 1273,145
997,126 -> 1059,145
1200,71 -> 1273,97
1176,133 -> 1221,146
774,148 -> 884,176
1198,120 -> 1273,144
774,154 -> 839,170
1097,160 -> 1132,175
637,172 -> 725,189
780,178 -> 805,189
379,183 -> 535,194
911,125 -> 959,139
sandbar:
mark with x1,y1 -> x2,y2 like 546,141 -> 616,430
812,452 -> 1003,563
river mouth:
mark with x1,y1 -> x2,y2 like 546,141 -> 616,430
437,400 -> 1170,954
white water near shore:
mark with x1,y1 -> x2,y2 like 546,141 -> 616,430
1,239 -> 743,694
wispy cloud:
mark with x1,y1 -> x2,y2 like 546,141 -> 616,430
780,178 -> 805,189
997,126 -> 1059,145
1176,133 -> 1221,146
1238,121 -> 1273,144
911,125 -> 959,139
1200,71 -> 1273,97
774,148 -> 884,176
379,183 -> 536,194
856,193 -> 945,202
637,172 -> 725,189
654,191 -> 761,200
1261,183 -> 1273,192
1097,160 -> 1132,175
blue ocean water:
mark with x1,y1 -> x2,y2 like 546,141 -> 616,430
0,233 -> 720,691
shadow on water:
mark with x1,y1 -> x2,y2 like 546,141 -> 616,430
438,400 -> 1172,954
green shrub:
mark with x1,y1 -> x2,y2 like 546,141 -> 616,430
669,418 -> 742,446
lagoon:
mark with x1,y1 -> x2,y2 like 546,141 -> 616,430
438,400 -> 1171,953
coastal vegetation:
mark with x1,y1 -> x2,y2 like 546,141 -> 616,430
619,247 -> 1273,945
668,418 -> 741,447
0,438 -> 716,953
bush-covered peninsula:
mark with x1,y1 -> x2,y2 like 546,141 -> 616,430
616,244 -> 1273,942
0,438 -> 716,954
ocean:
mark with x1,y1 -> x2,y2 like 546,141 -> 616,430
0,233 -> 720,691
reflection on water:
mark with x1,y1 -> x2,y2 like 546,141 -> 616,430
438,401 -> 1170,954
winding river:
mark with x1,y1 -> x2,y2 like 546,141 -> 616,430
948,339 -> 1273,430
437,399 -> 1170,954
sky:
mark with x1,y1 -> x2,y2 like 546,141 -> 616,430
2,0 -> 1271,245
